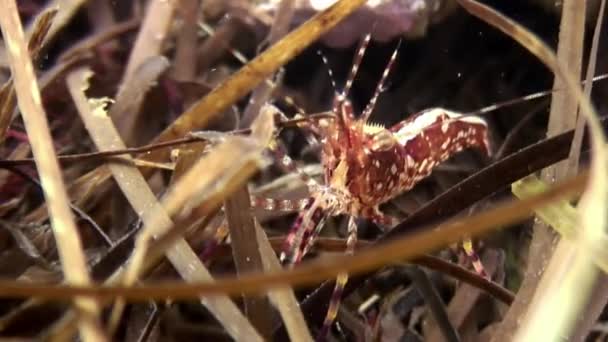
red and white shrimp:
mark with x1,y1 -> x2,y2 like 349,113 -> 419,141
270,33 -> 490,339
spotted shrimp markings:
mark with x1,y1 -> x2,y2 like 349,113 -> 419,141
268,31 -> 493,340
390,164 -> 398,174
419,159 -> 428,171
441,138 -> 451,150
406,155 -> 415,167
394,109 -> 443,142
441,122 -> 449,133
445,109 -> 487,126
265,199 -> 274,210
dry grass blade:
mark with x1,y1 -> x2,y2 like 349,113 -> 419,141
490,0 -> 587,337
24,9 -> 57,59
0,8 -> 56,142
66,63 -> 168,334
241,0 -> 297,127
145,103 -> 274,258
222,112 -> 280,327
117,117 -> 273,341
545,0 -> 585,180
566,3 -> 608,338
512,175 -> 608,272
568,0 -> 606,177
240,236 -> 515,304
515,214 -> 603,341
149,0 -> 368,147
410,265 -> 460,342
172,0 -> 200,81
222,1 -> 301,337
66,67 -> 266,342
120,0 -> 175,86
227,110 -> 307,340
423,250 -> 503,342
0,2 -> 105,341
255,221 -> 313,341
111,55 -> 171,117
24,0 -> 369,226
528,4 -> 587,338
0,170 -> 587,301
454,0 -> 608,340
26,0 -> 88,45
225,186 -> 274,338
113,0 -> 176,144
0,113 -> 333,168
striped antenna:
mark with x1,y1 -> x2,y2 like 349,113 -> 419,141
252,196 -> 312,211
268,139 -> 322,192
361,39 -> 402,122
467,72 -> 608,117
387,72 -> 608,143
342,33 -> 372,100
317,49 -> 339,98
